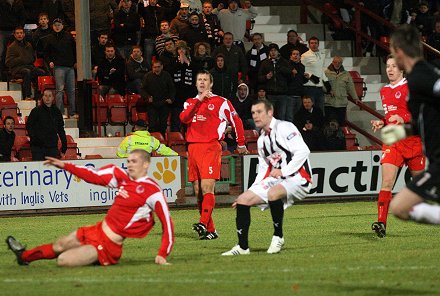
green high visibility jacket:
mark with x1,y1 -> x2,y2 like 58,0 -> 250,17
116,130 -> 178,158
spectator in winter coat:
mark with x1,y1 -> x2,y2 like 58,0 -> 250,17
294,95 -> 325,132
199,0 -> 223,48
245,33 -> 269,93
287,48 -> 307,120
112,0 -> 140,59
126,45 -> 149,94
210,53 -> 234,100
192,41 -> 214,72
170,3 -> 190,38
0,116 -> 16,162
231,82 -> 255,129
279,29 -> 308,60
180,12 -> 209,50
155,20 -> 179,56
97,43 -> 126,96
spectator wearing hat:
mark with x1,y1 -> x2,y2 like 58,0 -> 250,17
170,2 -> 190,38
180,12 -> 209,50
97,43 -> 126,97
181,0 -> 203,14
213,0 -> 257,53
258,43 -> 291,121
6,26 -> 46,101
116,119 -> 178,158
44,18 -> 77,118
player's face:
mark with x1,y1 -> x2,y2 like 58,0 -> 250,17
386,57 -> 403,84
251,102 -> 273,130
196,73 -> 213,93
127,153 -> 149,179
4,119 -> 15,133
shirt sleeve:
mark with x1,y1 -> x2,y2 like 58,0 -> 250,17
147,192 -> 174,258
64,163 -> 120,188
278,123 -> 311,177
179,99 -> 201,123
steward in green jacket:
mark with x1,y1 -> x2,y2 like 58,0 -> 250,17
117,120 -> 178,158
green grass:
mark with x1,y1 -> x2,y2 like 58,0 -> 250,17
1,201 -> 440,296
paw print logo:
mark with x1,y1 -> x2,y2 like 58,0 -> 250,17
153,158 -> 177,184
74,175 -> 81,183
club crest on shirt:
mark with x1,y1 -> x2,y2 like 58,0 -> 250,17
395,91 -> 401,99
136,185 -> 145,194
208,104 -> 215,110
287,132 -> 297,140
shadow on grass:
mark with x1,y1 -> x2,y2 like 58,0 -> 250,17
337,231 -> 409,241
316,283 -> 430,295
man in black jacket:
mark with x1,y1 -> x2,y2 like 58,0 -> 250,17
126,45 -> 149,94
26,89 -> 67,161
112,0 -> 140,60
44,18 -> 77,118
0,116 -> 16,162
97,44 -> 126,96
140,60 -> 175,136
287,48 -> 307,122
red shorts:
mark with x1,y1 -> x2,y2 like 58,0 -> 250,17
381,135 -> 425,171
188,142 -> 222,182
76,221 -> 123,266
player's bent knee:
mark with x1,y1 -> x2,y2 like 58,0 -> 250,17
390,199 -> 408,220
56,253 -> 73,267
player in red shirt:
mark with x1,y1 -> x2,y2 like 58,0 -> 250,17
180,70 -> 248,240
6,150 -> 174,266
370,55 -> 425,237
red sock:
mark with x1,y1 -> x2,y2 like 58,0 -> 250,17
200,193 -> 216,231
377,190 -> 392,225
22,244 -> 57,262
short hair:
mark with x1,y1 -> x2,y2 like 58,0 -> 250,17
215,53 -> 225,60
3,116 -> 14,125
105,43 -> 115,50
308,36 -> 319,43
302,95 -> 313,101
152,59 -> 163,66
164,38 -> 175,44
160,19 -> 169,25
130,149 -> 151,163
223,32 -> 234,38
132,45 -> 142,52
38,12 -> 49,19
203,0 -> 213,5
14,26 -> 24,34
98,32 -> 109,38
287,29 -> 298,36
196,70 -> 213,83
252,99 -> 273,112
251,32 -> 263,40
390,24 -> 423,59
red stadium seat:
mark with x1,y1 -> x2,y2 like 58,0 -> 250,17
108,94 -> 128,135
13,135 -> 32,161
244,129 -> 259,151
0,96 -> 20,118
166,131 -> 186,153
92,94 -> 108,134
38,76 -> 55,92
127,94 -> 141,124
58,135 -> 81,158
349,71 -> 367,100
85,154 -> 103,159
151,132 -> 166,145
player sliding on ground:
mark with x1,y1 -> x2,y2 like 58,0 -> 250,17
6,150 -> 174,266
222,99 -> 312,255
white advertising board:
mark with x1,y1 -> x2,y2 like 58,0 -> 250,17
0,156 -> 181,211
242,151 -> 411,197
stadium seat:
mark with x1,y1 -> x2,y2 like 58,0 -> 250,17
151,132 -> 166,145
127,94 -> 141,124
13,135 -> 32,161
38,76 -> 56,92
166,131 -> 186,153
349,71 -> 367,100
58,135 -> 81,158
92,94 -> 108,134
85,154 -> 103,159
107,94 -> 128,135
244,129 -> 259,151
220,150 -> 232,180
0,96 -> 20,118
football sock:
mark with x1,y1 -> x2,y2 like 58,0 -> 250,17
22,244 -> 57,262
200,193 -> 215,229
236,204 -> 251,250
377,190 -> 392,225
409,203 -> 440,224
269,199 -> 284,238
198,194 -> 215,232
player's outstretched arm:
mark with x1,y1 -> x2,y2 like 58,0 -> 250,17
44,156 -> 65,169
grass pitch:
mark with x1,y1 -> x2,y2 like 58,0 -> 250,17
1,201 -> 440,296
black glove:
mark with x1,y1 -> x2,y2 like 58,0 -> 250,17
310,74 -> 320,84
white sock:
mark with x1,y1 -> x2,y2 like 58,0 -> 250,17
409,203 -> 440,224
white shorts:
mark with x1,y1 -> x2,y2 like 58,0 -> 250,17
249,174 -> 312,210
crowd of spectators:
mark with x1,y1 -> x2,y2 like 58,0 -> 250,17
2,0 -> 395,162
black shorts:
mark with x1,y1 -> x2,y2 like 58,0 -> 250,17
407,163 -> 440,202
